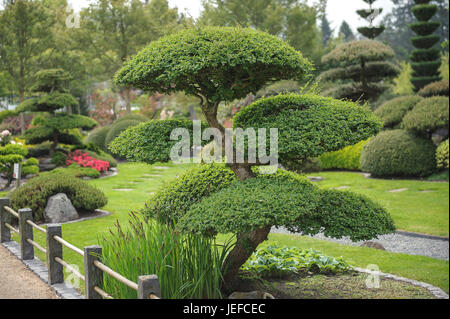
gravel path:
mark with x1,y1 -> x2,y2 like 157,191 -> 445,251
0,245 -> 58,299
271,227 -> 449,261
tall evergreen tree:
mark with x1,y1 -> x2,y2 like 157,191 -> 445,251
339,21 -> 355,42
409,0 -> 442,91
0,0 -> 54,133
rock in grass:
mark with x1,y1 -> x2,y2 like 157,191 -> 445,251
44,193 -> 79,223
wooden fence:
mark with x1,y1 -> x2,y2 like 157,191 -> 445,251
0,197 -> 161,299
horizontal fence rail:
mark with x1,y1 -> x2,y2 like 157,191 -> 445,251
0,197 -> 161,299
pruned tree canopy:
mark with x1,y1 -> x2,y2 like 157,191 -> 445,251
114,27 -> 313,106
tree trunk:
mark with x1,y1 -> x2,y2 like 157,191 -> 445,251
222,226 -> 272,292
124,87 -> 131,114
19,90 -> 25,135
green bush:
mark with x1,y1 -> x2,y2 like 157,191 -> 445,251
143,164 -> 237,224
411,60 -> 441,76
105,120 -> 142,150
10,171 -> 107,222
50,151 -> 67,167
85,126 -> 111,151
436,140 -> 449,170
401,96 -> 449,135
410,48 -> 441,62
411,35 -> 440,49
360,129 -> 437,177
242,245 -> 352,278
109,120 -> 209,164
411,4 -> 438,21
99,213 -> 229,299
233,94 -> 381,163
52,164 -> 101,179
319,139 -> 370,171
418,80 -> 449,97
0,144 -> 38,186
409,21 -> 440,36
374,95 -> 423,128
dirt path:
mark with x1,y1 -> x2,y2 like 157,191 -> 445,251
0,245 -> 58,299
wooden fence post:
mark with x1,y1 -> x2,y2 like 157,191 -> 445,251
46,224 -> 64,285
84,245 -> 103,299
18,208 -> 34,260
0,198 -> 11,243
138,275 -> 161,299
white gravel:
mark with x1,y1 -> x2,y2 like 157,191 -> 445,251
271,227 -> 449,261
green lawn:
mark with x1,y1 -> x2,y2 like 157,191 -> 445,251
309,172 -> 449,237
7,163 -> 449,295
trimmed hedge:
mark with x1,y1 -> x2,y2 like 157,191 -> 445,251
85,126 -> 111,151
374,95 -> 423,128
360,129 -> 437,177
319,139 -> 370,171
233,94 -> 382,163
418,80 -> 449,97
177,173 -> 395,241
143,164 -> 237,224
10,171 -> 107,222
436,139 -> 449,170
401,96 -> 449,135
51,164 -> 101,179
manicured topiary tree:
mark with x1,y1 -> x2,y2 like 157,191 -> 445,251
111,27 -> 395,286
320,40 -> 400,102
356,0 -> 385,39
17,69 -> 97,155
409,0 -> 441,91
418,79 -> 449,97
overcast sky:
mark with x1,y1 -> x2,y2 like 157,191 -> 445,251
69,0 -> 394,35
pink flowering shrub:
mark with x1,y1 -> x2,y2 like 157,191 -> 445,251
67,150 -> 110,173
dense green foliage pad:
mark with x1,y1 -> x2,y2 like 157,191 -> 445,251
319,139 -> 370,171
361,129 -> 437,177
418,80 -> 449,97
233,94 -> 381,164
114,27 -> 312,104
436,139 -> 449,170
374,95 -> 423,128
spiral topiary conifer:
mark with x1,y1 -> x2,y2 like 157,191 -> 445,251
356,0 -> 385,39
17,69 -> 97,155
409,0 -> 442,91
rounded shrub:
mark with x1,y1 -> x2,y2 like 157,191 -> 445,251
50,151 -> 67,167
10,171 -> 107,222
401,96 -> 449,135
374,95 -> 423,128
85,126 -> 111,151
436,139 -> 449,170
360,129 -> 437,177
105,120 -> 142,149
143,164 -> 237,224
418,80 -> 449,97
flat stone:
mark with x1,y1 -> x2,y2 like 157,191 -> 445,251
335,186 -> 350,190
44,193 -> 79,224
389,188 -> 408,193
143,174 -> 162,177
153,166 -> 171,170
113,189 -> 134,192
307,176 -> 324,182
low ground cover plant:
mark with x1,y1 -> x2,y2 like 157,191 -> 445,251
99,212 -> 232,299
242,245 -> 352,278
